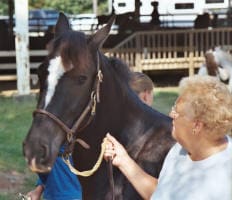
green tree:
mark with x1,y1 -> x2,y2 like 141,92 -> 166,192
29,0 -> 108,15
99,0 -> 109,14
0,0 -> 109,16
0,1 -> 9,15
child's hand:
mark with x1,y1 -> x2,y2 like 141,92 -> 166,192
26,185 -> 44,200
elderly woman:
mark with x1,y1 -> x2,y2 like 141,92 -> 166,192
104,75 -> 232,200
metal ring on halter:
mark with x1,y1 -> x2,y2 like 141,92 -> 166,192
91,91 -> 95,99
67,131 -> 74,143
98,70 -> 103,82
91,94 -> 97,115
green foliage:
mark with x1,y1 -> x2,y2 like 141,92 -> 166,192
0,0 -> 109,15
0,1 -> 8,15
29,0 -> 46,8
29,0 -> 108,15
99,0 -> 109,14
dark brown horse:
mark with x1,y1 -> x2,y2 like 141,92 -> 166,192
23,13 -> 175,200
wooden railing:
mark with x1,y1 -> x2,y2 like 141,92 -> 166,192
1,27 -> 232,81
106,27 -> 232,75
0,50 -> 47,81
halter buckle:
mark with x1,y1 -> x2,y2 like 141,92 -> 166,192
97,70 -> 103,82
67,131 -> 74,142
91,93 -> 97,115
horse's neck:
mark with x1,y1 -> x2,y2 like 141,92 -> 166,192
85,59 -> 154,143
96,83 -> 153,142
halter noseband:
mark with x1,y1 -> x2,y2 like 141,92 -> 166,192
33,52 -> 103,151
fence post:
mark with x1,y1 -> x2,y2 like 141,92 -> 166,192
14,0 -> 30,95
135,33 -> 142,72
188,31 -> 194,76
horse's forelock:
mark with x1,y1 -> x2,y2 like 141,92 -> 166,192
60,32 -> 88,71
43,31 -> 96,108
51,31 -> 90,72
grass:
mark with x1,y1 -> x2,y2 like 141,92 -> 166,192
0,96 -> 36,172
154,88 -> 178,115
0,88 -> 178,200
0,96 -> 37,200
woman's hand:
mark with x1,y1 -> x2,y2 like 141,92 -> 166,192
104,133 -> 129,168
103,133 -> 158,200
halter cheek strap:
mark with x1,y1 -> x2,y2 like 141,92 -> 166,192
33,91 -> 96,143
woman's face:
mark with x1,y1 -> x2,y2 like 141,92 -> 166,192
169,97 -> 196,146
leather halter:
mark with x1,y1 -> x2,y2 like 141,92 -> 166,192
33,52 -> 103,152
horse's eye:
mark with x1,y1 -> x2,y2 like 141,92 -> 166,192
77,75 -> 87,84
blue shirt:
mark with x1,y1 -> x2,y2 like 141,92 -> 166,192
37,146 -> 82,200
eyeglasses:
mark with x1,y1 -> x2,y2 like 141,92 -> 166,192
170,103 -> 193,122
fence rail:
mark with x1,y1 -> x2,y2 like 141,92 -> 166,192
106,27 -> 232,75
1,27 -> 232,81
0,50 -> 47,81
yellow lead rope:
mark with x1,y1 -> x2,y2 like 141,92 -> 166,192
62,138 -> 107,177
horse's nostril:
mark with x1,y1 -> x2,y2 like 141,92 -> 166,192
39,144 -> 49,164
22,141 -> 32,159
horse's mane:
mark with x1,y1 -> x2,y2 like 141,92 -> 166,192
108,57 -> 131,82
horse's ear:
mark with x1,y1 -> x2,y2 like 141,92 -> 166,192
90,15 -> 116,48
55,12 -> 70,37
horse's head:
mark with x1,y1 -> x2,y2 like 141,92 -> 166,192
23,13 -> 115,172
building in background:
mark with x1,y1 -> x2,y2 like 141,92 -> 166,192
112,0 -> 232,27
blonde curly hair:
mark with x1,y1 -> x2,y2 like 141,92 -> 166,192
179,75 -> 232,138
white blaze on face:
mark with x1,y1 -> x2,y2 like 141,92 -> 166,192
44,56 -> 65,108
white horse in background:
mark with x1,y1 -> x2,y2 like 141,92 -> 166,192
198,46 -> 232,92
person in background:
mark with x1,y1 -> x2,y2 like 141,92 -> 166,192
150,1 -> 160,27
104,75 -> 232,200
194,11 -> 211,29
129,72 -> 154,107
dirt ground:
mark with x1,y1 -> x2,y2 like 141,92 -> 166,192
0,170 -> 28,198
